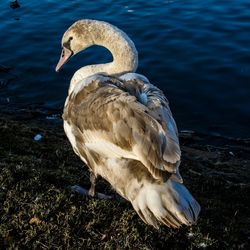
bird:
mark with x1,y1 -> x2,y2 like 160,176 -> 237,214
56,19 -> 200,229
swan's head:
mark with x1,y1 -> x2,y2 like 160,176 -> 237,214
56,20 -> 94,72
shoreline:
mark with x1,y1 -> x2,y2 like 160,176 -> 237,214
0,105 -> 249,249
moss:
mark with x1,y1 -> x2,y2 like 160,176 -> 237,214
0,112 -> 249,249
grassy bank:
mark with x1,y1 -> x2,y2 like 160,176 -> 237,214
0,109 -> 249,249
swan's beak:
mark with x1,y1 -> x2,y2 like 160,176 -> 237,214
55,47 -> 73,72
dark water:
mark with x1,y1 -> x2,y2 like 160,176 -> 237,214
1,0 -> 249,137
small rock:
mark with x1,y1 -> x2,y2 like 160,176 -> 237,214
34,134 -> 42,141
101,234 -> 106,240
29,217 -> 42,225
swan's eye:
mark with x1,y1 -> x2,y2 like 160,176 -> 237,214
63,37 -> 74,51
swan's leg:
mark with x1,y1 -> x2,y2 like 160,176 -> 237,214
70,171 -> 112,200
88,171 -> 96,197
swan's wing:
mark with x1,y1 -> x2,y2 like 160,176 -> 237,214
64,75 -> 179,179
119,73 -> 181,166
143,82 -> 181,164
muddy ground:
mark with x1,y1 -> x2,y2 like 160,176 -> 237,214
0,106 -> 249,249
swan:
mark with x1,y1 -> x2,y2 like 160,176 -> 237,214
56,19 -> 200,228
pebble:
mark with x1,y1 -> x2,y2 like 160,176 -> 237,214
34,134 -> 42,141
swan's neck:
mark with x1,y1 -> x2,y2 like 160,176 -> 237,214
69,21 -> 138,94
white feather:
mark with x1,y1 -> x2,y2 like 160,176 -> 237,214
119,73 -> 150,83
83,130 -> 137,160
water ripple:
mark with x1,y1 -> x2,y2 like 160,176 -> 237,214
0,0 -> 249,137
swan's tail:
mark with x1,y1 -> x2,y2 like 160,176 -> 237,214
131,179 -> 200,228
